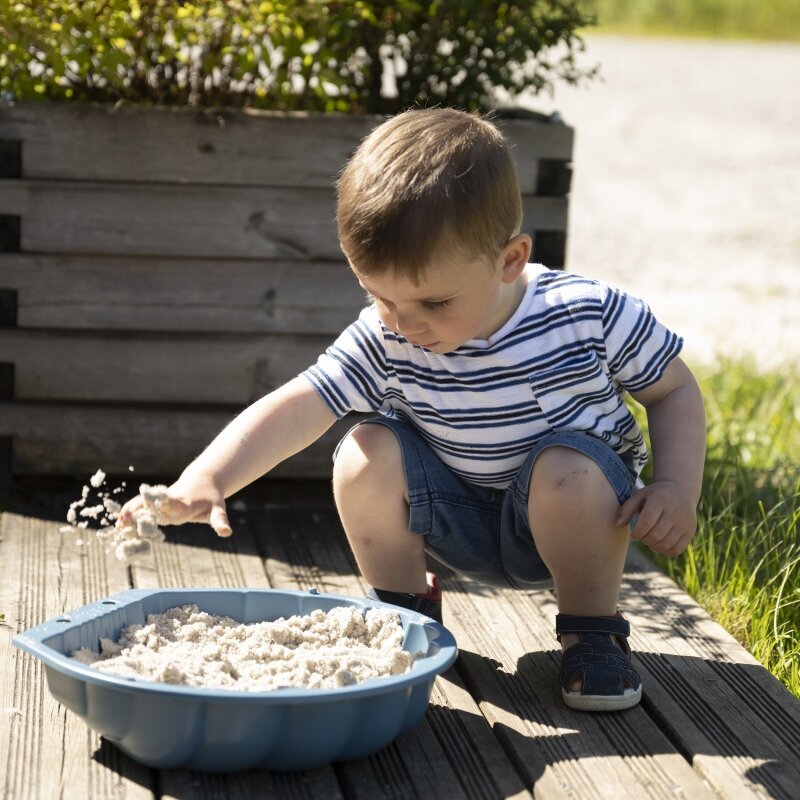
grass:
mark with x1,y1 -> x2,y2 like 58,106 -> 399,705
634,361 -> 800,698
582,0 -> 800,43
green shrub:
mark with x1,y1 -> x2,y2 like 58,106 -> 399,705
0,1 -> 597,112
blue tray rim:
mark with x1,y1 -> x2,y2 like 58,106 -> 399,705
12,587 -> 458,703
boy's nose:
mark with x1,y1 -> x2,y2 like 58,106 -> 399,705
392,308 -> 425,336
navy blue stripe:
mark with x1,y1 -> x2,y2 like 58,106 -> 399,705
304,368 -> 350,417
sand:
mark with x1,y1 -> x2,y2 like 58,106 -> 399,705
71,604 -> 412,690
61,472 -> 169,561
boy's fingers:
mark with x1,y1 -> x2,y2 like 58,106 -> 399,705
118,487 -> 231,537
638,518 -> 673,550
630,509 -> 654,540
631,503 -> 667,541
155,496 -> 182,522
616,492 -> 644,526
157,496 -> 204,526
209,504 -> 233,538
116,496 -> 143,526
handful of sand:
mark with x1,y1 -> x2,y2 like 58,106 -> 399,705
61,470 -> 170,562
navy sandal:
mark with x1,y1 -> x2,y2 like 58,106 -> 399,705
367,572 -> 443,624
556,613 -> 642,711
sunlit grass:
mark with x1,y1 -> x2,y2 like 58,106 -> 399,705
636,361 -> 800,697
583,0 -> 800,42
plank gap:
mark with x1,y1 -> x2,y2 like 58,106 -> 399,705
0,289 -> 18,326
0,216 -> 20,252
0,140 -> 22,178
450,655 -> 538,796
535,159 -> 572,197
0,437 -> 11,505
0,364 -> 13,399
639,690 -> 695,765
531,230 -> 566,270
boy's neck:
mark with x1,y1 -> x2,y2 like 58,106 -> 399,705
480,272 -> 529,341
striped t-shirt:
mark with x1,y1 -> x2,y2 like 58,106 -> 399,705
301,265 -> 683,489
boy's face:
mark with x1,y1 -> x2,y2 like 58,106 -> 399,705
353,241 -> 528,354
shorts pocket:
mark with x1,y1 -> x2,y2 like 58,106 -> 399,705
530,352 -> 621,432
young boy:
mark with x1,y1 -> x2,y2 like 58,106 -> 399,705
119,108 -> 706,712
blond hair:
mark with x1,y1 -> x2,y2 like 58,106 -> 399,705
336,108 -> 522,281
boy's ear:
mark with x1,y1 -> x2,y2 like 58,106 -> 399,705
500,233 -> 532,283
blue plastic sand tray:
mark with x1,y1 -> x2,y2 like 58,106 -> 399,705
12,587 -> 458,772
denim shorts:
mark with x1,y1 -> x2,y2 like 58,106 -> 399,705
334,416 -> 639,591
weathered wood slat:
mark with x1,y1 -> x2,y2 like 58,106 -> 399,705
0,179 -> 567,259
0,512 -> 155,800
239,493 -> 532,799
426,671 -> 532,800
158,769 -> 345,800
0,254 -> 362,334
0,102 -> 571,194
0,179 -> 341,260
2,329 -> 333,404
0,403 -> 358,477
130,521 -> 271,594
0,103 -> 378,189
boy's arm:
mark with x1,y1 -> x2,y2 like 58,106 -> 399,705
617,357 -> 706,557
118,376 -> 337,537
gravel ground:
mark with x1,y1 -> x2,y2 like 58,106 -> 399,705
521,35 -> 800,368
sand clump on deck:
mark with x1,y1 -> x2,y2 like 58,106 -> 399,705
71,604 -> 413,690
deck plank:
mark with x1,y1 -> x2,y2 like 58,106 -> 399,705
0,512 -> 155,800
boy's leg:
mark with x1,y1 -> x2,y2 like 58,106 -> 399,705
332,423 -> 429,594
334,416 -> 516,622
527,445 -> 629,625
527,445 -> 634,698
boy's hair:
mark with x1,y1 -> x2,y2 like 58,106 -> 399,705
336,108 -> 522,282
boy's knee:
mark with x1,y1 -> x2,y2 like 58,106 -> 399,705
333,424 -> 404,492
528,446 -> 615,514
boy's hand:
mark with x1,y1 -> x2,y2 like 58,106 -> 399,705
616,480 -> 698,557
117,473 -> 233,538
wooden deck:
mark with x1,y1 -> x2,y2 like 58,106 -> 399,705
2,479 -> 800,799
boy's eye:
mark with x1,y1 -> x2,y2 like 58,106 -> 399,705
421,299 -> 452,311
366,291 -> 450,311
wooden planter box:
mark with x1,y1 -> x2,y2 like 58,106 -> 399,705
0,101 -> 573,486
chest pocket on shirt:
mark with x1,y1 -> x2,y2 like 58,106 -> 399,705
530,352 -> 621,432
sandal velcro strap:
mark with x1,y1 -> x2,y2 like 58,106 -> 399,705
560,634 -> 641,699
556,614 -> 630,640
367,586 -> 443,624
